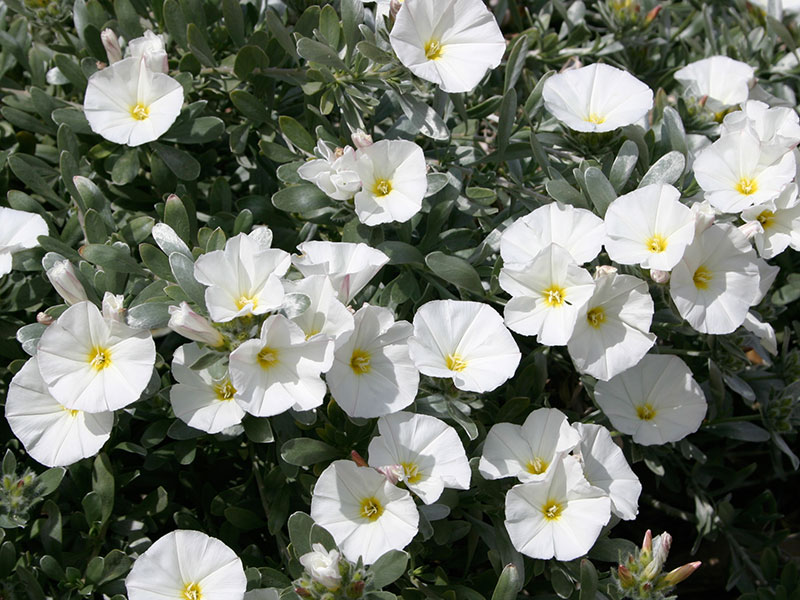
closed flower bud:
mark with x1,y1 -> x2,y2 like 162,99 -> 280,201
168,302 -> 225,347
650,269 -> 670,284
100,29 -> 123,64
299,544 -> 343,590
126,30 -> 169,74
594,265 -> 618,279
102,292 -> 126,322
46,260 -> 88,305
617,565 -> 634,588
739,220 -> 763,240
661,561 -> 701,587
351,129 -> 373,149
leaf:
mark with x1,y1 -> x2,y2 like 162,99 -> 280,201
111,147 -> 139,185
278,116 -> 315,154
234,46 -> 270,80
272,184 -> 329,213
704,421 -> 771,442
114,0 -> 143,40
579,560 -> 598,600
16,323 -> 46,356
496,89 -> 517,163
491,564 -> 522,600
265,9 -> 298,60
92,454 -> 114,525
231,90 -> 270,124
162,116 -> 225,144
609,139 -> 639,193
127,302 -> 173,329
164,194 -> 192,244
280,292 -> 310,319
504,34 -> 529,94
396,93 -> 449,140
545,179 -> 588,208
639,150 -> 685,188
187,23 -> 216,66
222,0 -> 245,46
152,223 -> 193,259
243,416 -> 274,443
8,154 -> 64,206
296,37 -> 346,70
151,142 -> 202,181
287,511 -> 314,556
341,0 -> 363,58
169,253 -> 206,310
280,438 -> 341,466
425,252 -> 483,295
36,467 -> 65,496
370,550 -> 409,589
80,244 -> 146,275
377,241 -> 424,265
583,167 -> 617,217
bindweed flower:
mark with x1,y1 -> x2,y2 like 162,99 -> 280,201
741,183 -> 800,258
5,357 -> 113,467
0,207 -> 48,278
45,259 -> 88,305
125,530 -> 247,600
353,139 -> 427,226
125,30 -> 169,74
310,460 -> 419,565
167,302 -> 226,347
299,544 -> 343,590
367,412 -> 471,504
408,299 -> 521,393
298,141 -> 361,201
721,100 -> 800,161
542,63 -> 654,132
83,56 -> 183,147
37,301 -> 156,413
594,354 -> 707,446
284,275 -> 355,347
389,0 -> 506,93
674,56 -> 754,115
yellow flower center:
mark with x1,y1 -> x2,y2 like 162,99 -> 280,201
445,353 -> 468,372
350,349 -> 371,374
359,496 -> 384,521
182,582 -> 202,600
88,346 -> 112,371
735,177 -> 758,196
757,210 -> 775,230
257,346 -> 280,370
213,379 -> 236,402
130,102 -> 150,121
543,285 -> 566,307
235,294 -> 258,311
305,329 -> 320,340
586,306 -> 606,329
62,406 -> 80,417
646,234 -> 668,253
693,265 -> 712,290
585,112 -> 606,124
372,178 -> 392,197
400,461 -> 422,484
541,499 -> 564,521
424,39 -> 444,60
636,403 -> 657,421
525,457 -> 548,475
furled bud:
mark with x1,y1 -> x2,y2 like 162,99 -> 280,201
691,199 -> 716,235
351,129 -> 373,149
594,265 -> 618,279
739,220 -> 763,240
168,302 -> 225,347
389,0 -> 402,18
375,464 -> 404,485
641,529 -> 653,557
126,30 -> 169,73
100,29 -> 123,64
661,561 -> 701,587
299,543 -> 343,590
102,292 -> 126,322
644,4 -> 663,25
350,450 -> 368,467
617,565 -> 635,588
643,532 -> 672,580
46,259 -> 88,305
649,269 -> 670,284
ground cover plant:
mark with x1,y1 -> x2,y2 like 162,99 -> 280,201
0,0 -> 799,598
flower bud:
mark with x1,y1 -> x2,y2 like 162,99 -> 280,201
641,529 -> 653,557
299,543 -> 343,590
46,260 -> 88,305
645,4 -> 663,24
739,220 -> 763,240
389,0 -> 402,18
661,561 -> 701,587
168,302 -> 225,347
295,587 -> 312,597
594,265 -> 618,279
691,200 -> 716,235
100,29 -> 123,64
127,30 -> 169,73
375,464 -> 404,485
350,450 -> 368,467
102,293 -> 126,322
650,269 -> 670,284
617,565 -> 634,588
643,532 -> 672,580
36,312 -> 54,326
351,129 -> 373,149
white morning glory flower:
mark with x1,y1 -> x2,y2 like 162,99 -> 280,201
83,56 -> 183,147
674,56 -> 755,114
721,100 -> 800,161
310,460 -> 419,565
603,184 -> 696,271
0,207 -> 48,277
284,275 -> 355,347
408,299 -> 521,393
298,140 -> 362,201
5,357 -> 113,467
36,301 -> 156,413
594,354 -> 708,446
367,412 -> 471,504
741,183 -> 800,258
389,0 -> 506,93
479,407 -> 581,482
353,139 -> 427,226
194,231 -> 291,323
125,530 -> 247,600
326,304 -> 418,419
542,63 -> 654,133
504,456 -> 611,561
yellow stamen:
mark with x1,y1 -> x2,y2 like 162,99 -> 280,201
757,210 -> 775,230
88,347 -> 112,371
62,406 -> 80,417
543,285 -> 566,307
130,102 -> 150,121
636,403 -> 657,421
182,582 -> 202,600
541,499 -> 564,521
359,496 -> 384,521
645,234 -> 668,253
445,353 -> 468,372
372,178 -> 392,197
257,346 -> 279,370
305,329 -> 320,340
585,112 -> 606,124
586,306 -> 606,329
400,461 -> 421,484
350,349 -> 371,375
424,39 -> 444,60
235,295 -> 258,311
525,457 -> 548,475
693,265 -> 712,290
735,177 -> 758,196
213,379 -> 236,402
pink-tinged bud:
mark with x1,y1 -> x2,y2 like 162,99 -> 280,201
662,561 -> 701,587
645,5 -> 663,24
650,269 -> 670,284
641,529 -> 653,554
375,464 -> 404,485
653,532 -> 672,562
389,0 -> 403,18
295,587 -> 311,597
594,265 -> 618,279
36,312 -> 54,326
617,565 -> 634,588
739,221 -> 763,240
102,293 -> 126,322
46,260 -> 88,305
350,450 -> 368,467
100,29 -> 123,64
167,302 -> 225,347
351,130 -> 373,149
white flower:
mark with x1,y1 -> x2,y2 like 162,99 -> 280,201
5,357 -> 113,467
102,292 -> 125,322
504,456 -> 611,561
674,56 -> 755,114
326,305 -> 418,419
669,223 -> 761,334
299,544 -> 342,590
692,126 -> 796,213
170,343 -> 245,434
500,202 -> 605,267
594,354 -> 708,446
367,412 -> 470,504
284,275 -> 355,347
741,183 -> 800,258
298,141 -> 361,201
100,28 -> 123,64
0,207 -> 47,277
293,241 -> 389,303
36,301 -> 155,413
572,422 -> 641,521
751,0 -> 800,13
45,259 -> 88,305
126,30 -> 169,74
194,231 -> 291,323
168,302 -> 226,347
500,244 -> 596,346
83,57 -> 183,147
310,460 -> 419,565
408,300 -> 521,393
743,312 -> 778,356
389,0 -> 505,93
603,184 -> 696,271
721,100 -> 800,160
542,63 -> 654,133
567,272 -> 656,381
353,139 -> 427,226
125,530 -> 247,600
229,315 -> 333,416
479,407 -> 581,482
